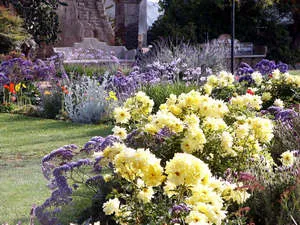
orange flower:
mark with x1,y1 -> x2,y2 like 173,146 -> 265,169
61,86 -> 69,94
4,82 -> 16,94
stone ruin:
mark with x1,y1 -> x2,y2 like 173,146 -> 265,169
55,0 -> 115,47
54,0 -> 148,64
56,0 -> 147,50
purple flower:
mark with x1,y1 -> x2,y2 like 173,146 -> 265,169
255,59 -> 276,75
0,72 -> 9,85
237,62 -> 254,76
238,74 -> 254,85
276,62 -> 288,73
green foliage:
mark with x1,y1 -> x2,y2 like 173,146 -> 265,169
0,6 -> 29,53
271,115 -> 300,164
0,102 -> 15,112
64,64 -> 108,78
11,104 -> 41,117
142,82 -> 199,113
40,87 -> 63,119
10,0 -> 66,44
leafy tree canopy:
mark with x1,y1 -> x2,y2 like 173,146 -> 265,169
6,0 -> 67,44
149,0 -> 299,65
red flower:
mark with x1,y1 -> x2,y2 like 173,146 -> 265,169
61,86 -> 69,94
247,89 -> 254,95
4,82 -> 16,94
268,74 -> 273,78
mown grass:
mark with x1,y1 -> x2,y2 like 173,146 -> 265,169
0,113 -> 111,224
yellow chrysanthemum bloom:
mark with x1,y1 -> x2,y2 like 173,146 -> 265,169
185,210 -> 210,225
221,131 -> 233,153
247,117 -> 274,143
230,94 -> 262,110
181,126 -> 206,153
114,107 -> 131,124
124,91 -> 154,121
273,99 -> 284,108
202,117 -> 227,133
165,153 -> 211,187
262,92 -> 272,101
102,143 -> 127,165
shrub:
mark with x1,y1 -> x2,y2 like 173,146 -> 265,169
138,38 -> 228,73
64,76 -> 117,124
39,84 -> 63,119
243,151 -> 300,225
142,82 -> 199,113
202,61 -> 300,109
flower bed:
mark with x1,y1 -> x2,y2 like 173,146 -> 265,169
36,86 -> 299,224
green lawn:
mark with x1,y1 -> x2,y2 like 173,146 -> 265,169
0,113 -> 111,224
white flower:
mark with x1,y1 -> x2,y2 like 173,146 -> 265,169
112,126 -> 127,139
281,151 -> 294,167
103,198 -> 120,215
273,99 -> 284,108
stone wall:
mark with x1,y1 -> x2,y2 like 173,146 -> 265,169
115,0 -> 147,50
55,0 -> 114,47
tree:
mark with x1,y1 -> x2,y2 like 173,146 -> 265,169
0,5 -> 29,53
149,0 -> 299,65
7,0 -> 66,45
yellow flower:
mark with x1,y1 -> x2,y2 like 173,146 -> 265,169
165,153 -> 211,187
203,84 -> 213,95
221,131 -> 233,152
202,117 -> 227,132
262,92 -> 272,101
142,163 -> 165,187
106,91 -> 118,101
163,181 -> 177,197
44,90 -> 51,95
114,107 -> 131,124
15,83 -> 21,92
102,143 -> 127,165
103,198 -> 120,215
181,127 -> 206,153
185,211 -> 210,225
281,151 -> 294,167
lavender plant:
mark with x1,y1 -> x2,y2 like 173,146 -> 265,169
36,136 -> 122,225
139,39 -> 228,73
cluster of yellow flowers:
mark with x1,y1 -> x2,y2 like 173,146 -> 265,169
113,91 -> 154,124
113,90 -> 274,163
160,90 -> 229,119
144,110 -> 184,134
100,149 -> 250,225
230,94 -> 263,110
271,69 -> 300,88
203,71 -> 235,95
